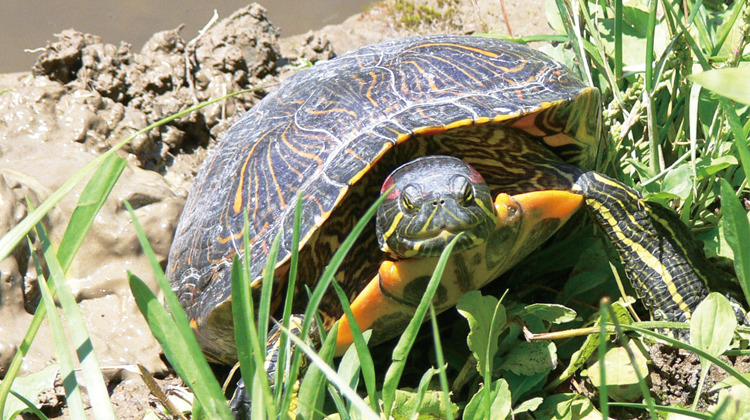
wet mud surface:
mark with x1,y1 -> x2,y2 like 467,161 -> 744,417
0,1 -> 557,417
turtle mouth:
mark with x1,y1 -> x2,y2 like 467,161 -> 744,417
395,223 -> 488,255
395,228 -> 482,258
408,225 -> 474,241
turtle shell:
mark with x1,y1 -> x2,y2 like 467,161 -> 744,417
167,34 -> 601,363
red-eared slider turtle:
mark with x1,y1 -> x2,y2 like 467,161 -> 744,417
167,34 -> 736,414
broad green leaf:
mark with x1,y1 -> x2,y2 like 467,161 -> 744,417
544,0 -> 565,34
456,291 -> 506,375
534,393 -> 602,420
500,341 -> 557,376
513,397 -> 544,415
463,379 -> 511,420
390,388 -> 457,420
690,293 -> 737,358
690,68 -> 750,106
710,384 -> 750,420
690,292 -> 737,402
720,179 -> 750,307
661,164 -> 693,201
552,301 -> 633,387
586,343 -> 648,402
522,303 -> 577,324
562,240 -> 614,305
710,372 -> 750,392
1,364 -> 57,420
504,371 -> 548,404
695,156 -> 738,180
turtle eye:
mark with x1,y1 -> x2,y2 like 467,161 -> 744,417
451,175 -> 473,206
400,185 -> 421,214
461,183 -> 474,206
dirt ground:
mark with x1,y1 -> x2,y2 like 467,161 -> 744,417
0,1 -> 556,418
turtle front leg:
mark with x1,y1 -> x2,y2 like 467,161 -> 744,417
573,171 -> 745,326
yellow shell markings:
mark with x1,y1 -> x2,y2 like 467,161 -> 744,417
399,60 -> 445,95
399,41 -> 532,77
583,173 -> 692,316
230,107 -> 349,275
231,120 -> 285,217
365,71 -> 380,107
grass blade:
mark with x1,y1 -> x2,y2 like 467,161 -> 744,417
331,281 -> 378,412
719,98 -> 750,184
719,179 -> 750,306
28,246 -> 86,419
56,154 -> 127,270
297,321 -> 338,418
275,194 -> 303,409
33,216 -> 116,419
257,232 -> 282,368
125,204 -> 232,419
0,364 -> 56,420
382,232 -> 464,418
128,273 -> 232,419
428,305 -> 454,420
231,253 -> 275,419
281,324 -> 379,420
598,299 -> 609,418
7,389 -> 50,420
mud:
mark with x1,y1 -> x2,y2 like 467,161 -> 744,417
650,345 -> 750,409
0,0 -> 552,417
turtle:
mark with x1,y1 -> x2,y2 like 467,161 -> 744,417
167,34 -> 738,414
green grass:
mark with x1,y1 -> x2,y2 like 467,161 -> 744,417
0,1 -> 749,419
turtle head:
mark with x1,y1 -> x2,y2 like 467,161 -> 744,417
376,156 -> 497,258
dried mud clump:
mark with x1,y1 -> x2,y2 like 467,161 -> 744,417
24,3 -> 280,173
650,344 -> 750,409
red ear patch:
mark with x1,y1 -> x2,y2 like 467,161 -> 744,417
468,167 -> 486,184
381,175 -> 401,198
